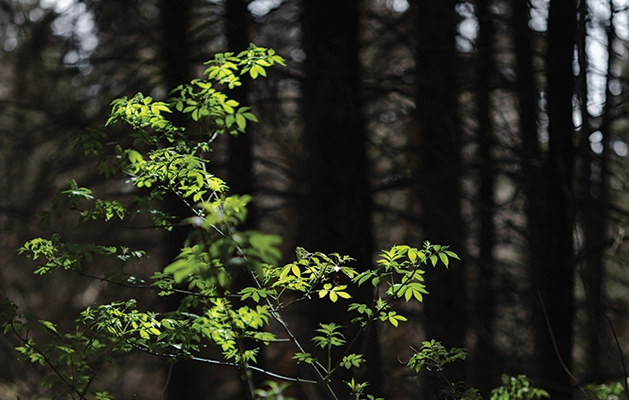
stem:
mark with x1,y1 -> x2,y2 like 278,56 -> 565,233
159,362 -> 174,400
165,182 -> 341,398
10,323 -> 88,400
236,253 -> 339,398
125,339 -> 319,384
327,340 -> 332,380
226,302 -> 256,400
601,309 -> 629,398
537,291 -> 588,397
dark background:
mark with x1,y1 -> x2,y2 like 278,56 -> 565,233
1,0 -> 628,399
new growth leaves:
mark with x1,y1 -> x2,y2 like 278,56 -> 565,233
1,43 -> 464,400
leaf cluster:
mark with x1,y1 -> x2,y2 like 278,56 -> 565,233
1,45 -> 463,400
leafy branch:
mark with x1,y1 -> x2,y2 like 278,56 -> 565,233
1,44 -> 462,400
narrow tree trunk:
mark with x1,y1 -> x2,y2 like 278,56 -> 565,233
300,0 -> 381,396
581,0 -> 617,381
575,0 -> 605,384
414,2 -> 467,398
159,1 -> 211,398
225,0 -> 256,231
473,0 -> 497,394
224,2 -> 266,396
539,1 -> 577,397
513,0 -> 545,381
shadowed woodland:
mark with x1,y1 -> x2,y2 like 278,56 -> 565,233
1,0 -> 629,399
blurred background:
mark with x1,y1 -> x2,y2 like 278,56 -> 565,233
0,0 -> 628,399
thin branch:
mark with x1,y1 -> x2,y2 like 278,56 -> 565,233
600,310 -> 629,396
537,291 -> 588,397
8,323 -> 88,400
130,341 -> 319,385
160,362 -> 173,400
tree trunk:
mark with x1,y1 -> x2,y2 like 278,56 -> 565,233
225,0 -> 256,231
300,0 -> 381,396
473,0 -> 497,394
414,1 -> 467,398
513,0 -> 545,381
575,0 -> 604,383
160,1 -> 212,398
538,0 -> 577,397
224,2 -> 267,396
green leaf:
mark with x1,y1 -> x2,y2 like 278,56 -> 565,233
439,252 -> 449,267
243,112 -> 258,122
127,150 -> 144,163
430,254 -> 438,267
39,320 -> 58,334
445,250 -> 460,260
235,113 -> 247,130
293,352 -> 315,365
408,249 -> 417,262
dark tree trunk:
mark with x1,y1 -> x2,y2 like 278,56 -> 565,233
159,1 -> 213,398
225,0 -> 256,231
473,0 -> 497,394
575,0 -> 604,383
161,0 -> 191,91
513,0 -> 546,381
300,0 -> 372,263
300,0 -> 381,396
580,0 -> 617,382
414,1 -> 467,398
538,0 -> 577,397
224,2 -> 267,396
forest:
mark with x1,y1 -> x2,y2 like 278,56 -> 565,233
0,0 -> 629,399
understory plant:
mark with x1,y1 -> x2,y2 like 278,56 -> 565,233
0,44 -> 564,400
0,45 -> 461,400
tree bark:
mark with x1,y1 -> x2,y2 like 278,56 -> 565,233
300,0 -> 381,395
575,0 -> 603,383
225,0 -> 256,231
538,0 -> 577,397
473,0 -> 497,394
159,1 -> 211,398
513,0 -> 545,381
414,1 -> 467,398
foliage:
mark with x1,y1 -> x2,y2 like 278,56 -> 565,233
2,40 -> 612,400
406,339 -> 473,400
490,375 -> 549,400
255,381 -> 296,400
406,341 -> 549,400
0,44 -> 462,399
4,38 -> 610,400
407,339 -> 468,375
586,380 -> 629,400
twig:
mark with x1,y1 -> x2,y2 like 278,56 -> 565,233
9,323 -> 88,400
537,291 -> 588,397
600,310 -> 629,397
160,362 -> 174,400
123,339 -> 319,385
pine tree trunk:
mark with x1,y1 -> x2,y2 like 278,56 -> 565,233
414,2 -> 467,398
538,1 -> 577,397
160,1 -> 215,398
474,0 -> 497,393
226,0 -> 256,231
300,0 -> 382,395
